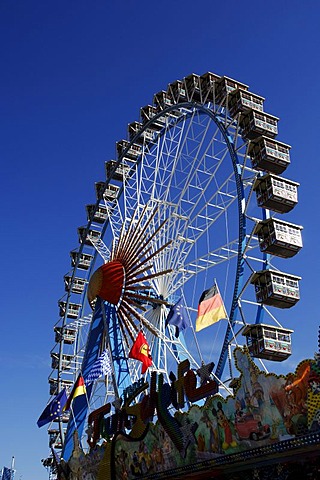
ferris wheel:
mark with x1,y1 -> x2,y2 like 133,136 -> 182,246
45,72 -> 303,465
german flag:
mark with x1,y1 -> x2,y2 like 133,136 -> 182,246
64,374 -> 86,411
195,284 -> 227,332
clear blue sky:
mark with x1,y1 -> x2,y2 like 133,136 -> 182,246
1,1 -> 319,478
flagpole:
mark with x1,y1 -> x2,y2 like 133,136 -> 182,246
81,370 -> 92,415
188,317 -> 205,364
215,280 -> 239,349
203,280 -> 230,363
70,405 -> 78,432
214,280 -> 233,330
180,292 -> 204,363
214,280 -> 240,380
10,457 -> 14,480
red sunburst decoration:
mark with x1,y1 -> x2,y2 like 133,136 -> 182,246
88,260 -> 124,305
88,204 -> 171,346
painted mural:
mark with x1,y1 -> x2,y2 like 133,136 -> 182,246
65,347 -> 320,480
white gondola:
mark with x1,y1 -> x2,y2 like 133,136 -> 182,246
70,251 -> 93,270
105,160 -> 131,181
154,90 -> 182,119
215,75 -> 249,104
153,90 -> 174,109
63,275 -> 86,294
49,378 -> 73,396
58,301 -> 81,318
86,204 -> 108,224
250,269 -> 301,309
200,72 -> 221,103
140,105 -> 166,128
229,89 -> 264,117
54,326 -> 77,344
116,140 -> 142,161
168,79 -> 187,103
253,173 -> 299,213
184,73 -> 202,102
240,109 -> 278,139
51,352 -> 74,370
242,324 -> 293,361
78,226 -> 101,245
254,218 -> 303,258
95,182 -> 120,202
128,121 -> 157,144
248,136 -> 291,174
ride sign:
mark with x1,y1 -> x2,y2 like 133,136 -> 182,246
87,359 -> 218,454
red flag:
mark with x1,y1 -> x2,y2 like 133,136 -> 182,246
64,374 -> 86,411
129,331 -> 153,374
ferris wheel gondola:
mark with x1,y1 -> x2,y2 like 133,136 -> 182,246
44,72 -> 302,466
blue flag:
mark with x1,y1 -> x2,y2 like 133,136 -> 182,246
85,350 -> 112,384
1,468 -> 14,480
166,298 -> 189,338
37,388 -> 67,428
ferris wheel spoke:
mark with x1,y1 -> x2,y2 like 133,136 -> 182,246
150,175 -> 238,275
156,114 -> 213,204
96,193 -> 125,249
172,240 -> 239,291
88,236 -> 111,263
159,186 -> 238,277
